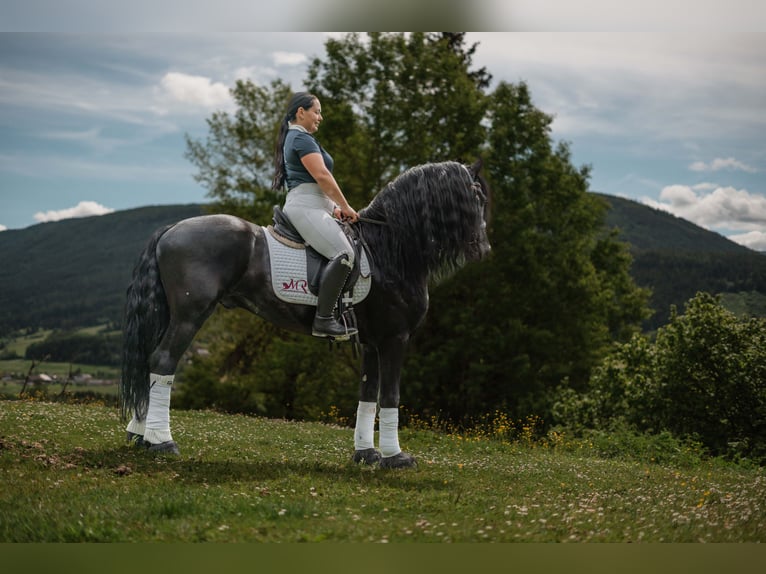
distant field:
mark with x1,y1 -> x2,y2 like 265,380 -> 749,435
2,324 -> 121,353
76,325 -> 121,337
0,381 -> 119,398
0,325 -> 121,380
3,329 -> 52,356
0,359 -> 119,380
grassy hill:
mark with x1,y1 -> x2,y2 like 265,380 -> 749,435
0,204 -> 207,336
0,399 -> 763,543
598,193 -> 751,254
597,193 -> 766,329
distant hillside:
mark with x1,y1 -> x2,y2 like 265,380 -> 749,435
1,197 -> 765,337
0,204 -> 207,336
598,193 -> 753,254
597,193 -> 766,329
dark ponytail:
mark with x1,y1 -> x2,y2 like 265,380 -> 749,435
271,92 -> 318,191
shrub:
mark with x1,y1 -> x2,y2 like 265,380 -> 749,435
553,292 -> 766,463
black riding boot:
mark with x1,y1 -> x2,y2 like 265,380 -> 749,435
312,254 -> 358,340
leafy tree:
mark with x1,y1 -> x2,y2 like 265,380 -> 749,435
25,331 -> 121,366
554,292 -> 766,463
181,32 -> 495,420
180,34 -> 650,427
403,82 -> 649,423
305,32 -> 491,203
185,79 -> 293,223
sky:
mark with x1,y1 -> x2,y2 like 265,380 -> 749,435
1,3 -> 765,250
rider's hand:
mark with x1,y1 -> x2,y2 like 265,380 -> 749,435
337,204 -> 359,223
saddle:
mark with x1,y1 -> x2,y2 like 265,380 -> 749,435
270,205 -> 367,298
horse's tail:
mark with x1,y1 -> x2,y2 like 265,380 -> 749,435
119,224 -> 174,422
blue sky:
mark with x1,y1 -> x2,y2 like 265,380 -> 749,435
1,24 -> 765,248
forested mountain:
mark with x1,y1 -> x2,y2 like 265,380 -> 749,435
598,193 -> 766,329
0,197 -> 764,337
0,204 -> 206,336
599,193 -> 752,254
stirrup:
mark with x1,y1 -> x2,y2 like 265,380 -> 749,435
312,315 -> 358,340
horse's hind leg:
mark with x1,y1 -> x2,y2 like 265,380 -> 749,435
130,303 -> 217,454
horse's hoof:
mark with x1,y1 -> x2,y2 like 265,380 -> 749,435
147,440 -> 181,456
380,452 -> 417,469
126,432 -> 146,447
353,448 -> 382,465
126,432 -> 179,455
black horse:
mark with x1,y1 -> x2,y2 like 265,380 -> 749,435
120,160 -> 491,468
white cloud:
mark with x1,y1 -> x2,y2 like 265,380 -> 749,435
41,127 -> 101,142
0,224 -> 7,232
689,157 -> 758,173
159,72 -> 232,108
659,184 -> 697,207
470,33 -> 766,146
272,51 -> 307,66
644,184 -> 766,234
234,66 -> 277,82
483,1 -> 766,32
728,230 -> 766,251
692,182 -> 719,192
34,201 -> 115,223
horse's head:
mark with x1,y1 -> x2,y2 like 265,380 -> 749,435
465,159 -> 492,262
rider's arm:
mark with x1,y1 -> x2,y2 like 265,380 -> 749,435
300,153 -> 358,222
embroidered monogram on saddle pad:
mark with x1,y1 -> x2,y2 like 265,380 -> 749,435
264,228 -> 372,306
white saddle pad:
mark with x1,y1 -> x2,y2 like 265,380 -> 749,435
264,227 -> 372,306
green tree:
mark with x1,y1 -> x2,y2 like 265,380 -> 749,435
306,32 -> 491,203
180,34 -> 649,428
403,82 -> 649,422
554,292 -> 766,462
180,32 -> 495,421
185,79 -> 292,223
25,331 -> 121,366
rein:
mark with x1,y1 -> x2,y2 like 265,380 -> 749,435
356,216 -> 389,226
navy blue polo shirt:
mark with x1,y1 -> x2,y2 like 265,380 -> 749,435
284,128 -> 334,189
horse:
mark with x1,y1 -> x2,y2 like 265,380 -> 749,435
119,160 -> 491,469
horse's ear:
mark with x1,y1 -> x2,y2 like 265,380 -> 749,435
468,158 -> 483,179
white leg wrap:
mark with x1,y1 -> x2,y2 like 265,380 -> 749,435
126,416 -> 146,436
354,401 -> 377,450
379,407 -> 401,457
143,373 -> 174,444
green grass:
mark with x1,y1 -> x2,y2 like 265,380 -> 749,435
1,399 -> 764,542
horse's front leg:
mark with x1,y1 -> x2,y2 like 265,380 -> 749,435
352,345 -> 382,465
377,335 -> 417,469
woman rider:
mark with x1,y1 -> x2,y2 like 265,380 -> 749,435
272,92 -> 359,339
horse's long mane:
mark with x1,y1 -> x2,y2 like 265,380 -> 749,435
359,161 -> 484,287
